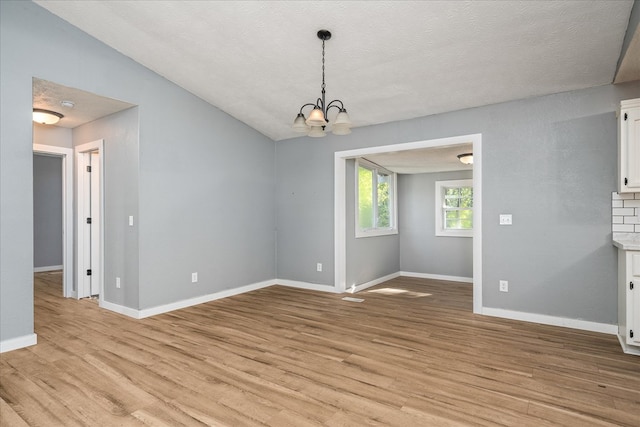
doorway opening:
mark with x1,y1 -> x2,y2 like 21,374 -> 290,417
33,144 -> 74,298
334,133 -> 483,313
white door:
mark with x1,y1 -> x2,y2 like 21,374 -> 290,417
76,140 -> 103,299
89,151 -> 100,296
630,253 -> 640,345
79,152 -> 92,297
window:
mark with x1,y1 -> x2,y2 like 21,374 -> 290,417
356,159 -> 397,237
435,179 -> 473,237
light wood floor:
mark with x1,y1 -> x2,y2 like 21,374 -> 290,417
1,272 -> 639,426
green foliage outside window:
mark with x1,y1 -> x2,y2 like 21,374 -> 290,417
377,174 -> 390,228
358,166 -> 373,229
358,162 -> 394,232
443,186 -> 473,230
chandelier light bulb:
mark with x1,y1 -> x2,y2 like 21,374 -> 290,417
306,107 -> 327,126
333,109 -> 351,126
308,126 -> 327,138
292,114 -> 309,132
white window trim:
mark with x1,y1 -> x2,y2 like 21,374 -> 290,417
435,179 -> 473,238
355,159 -> 398,238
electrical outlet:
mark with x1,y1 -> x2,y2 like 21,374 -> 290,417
499,280 -> 509,292
191,272 -> 198,283
128,215 -> 134,226
316,263 -> 323,272
499,214 -> 513,225
116,277 -> 121,289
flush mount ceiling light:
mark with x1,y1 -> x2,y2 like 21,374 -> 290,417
33,108 -> 63,125
457,153 -> 473,165
292,30 -> 352,137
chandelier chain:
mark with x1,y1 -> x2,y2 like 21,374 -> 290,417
321,39 -> 326,92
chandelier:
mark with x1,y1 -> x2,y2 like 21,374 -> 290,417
292,30 -> 352,137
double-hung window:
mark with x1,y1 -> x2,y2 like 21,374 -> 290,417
356,159 -> 397,237
435,179 -> 473,237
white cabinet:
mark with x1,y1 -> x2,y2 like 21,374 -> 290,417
618,98 -> 640,193
618,249 -> 640,355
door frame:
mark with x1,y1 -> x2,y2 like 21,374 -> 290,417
32,144 -> 74,298
334,133 -> 483,313
75,139 -> 104,300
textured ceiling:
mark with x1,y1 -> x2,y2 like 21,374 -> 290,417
364,144 -> 473,175
34,1 -> 636,142
33,78 -> 134,128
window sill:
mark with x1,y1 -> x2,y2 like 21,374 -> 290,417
356,228 -> 398,239
436,229 -> 473,238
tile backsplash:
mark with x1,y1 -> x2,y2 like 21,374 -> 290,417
612,192 -> 640,233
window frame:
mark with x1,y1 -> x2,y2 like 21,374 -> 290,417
435,179 -> 473,238
355,159 -> 398,238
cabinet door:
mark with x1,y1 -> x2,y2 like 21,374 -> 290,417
620,103 -> 640,192
630,253 -> 640,345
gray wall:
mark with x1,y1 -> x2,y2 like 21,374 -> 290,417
33,154 -> 63,269
398,170 -> 473,278
275,141 -> 335,283
1,1 -> 276,343
135,79 -> 276,309
276,82 -> 640,325
33,125 -> 72,148
73,108 -> 140,307
345,159 -> 400,286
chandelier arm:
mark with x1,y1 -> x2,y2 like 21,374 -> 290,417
326,100 -> 345,113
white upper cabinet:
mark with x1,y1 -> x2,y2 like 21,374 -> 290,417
619,98 -> 640,193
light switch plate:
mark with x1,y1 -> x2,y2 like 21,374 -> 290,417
499,214 -> 513,225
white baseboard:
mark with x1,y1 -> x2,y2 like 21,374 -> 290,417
138,280 -> 275,318
482,307 -> 617,335
100,279 -> 276,319
617,335 -> 640,356
0,333 -> 37,353
400,271 -> 473,283
275,279 -> 340,293
99,299 -> 141,319
34,265 -> 63,273
100,278 -> 343,320
348,272 -> 401,293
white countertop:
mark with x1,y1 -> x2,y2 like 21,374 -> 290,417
613,233 -> 640,250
